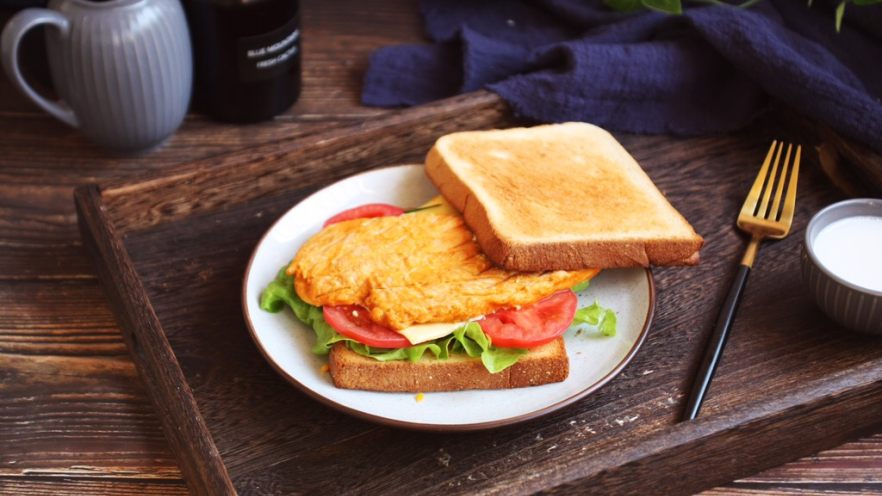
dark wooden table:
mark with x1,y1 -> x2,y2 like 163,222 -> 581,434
1,0 -> 881,494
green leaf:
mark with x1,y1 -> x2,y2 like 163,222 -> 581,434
464,322 -> 491,349
259,267 -> 302,314
641,0 -> 682,14
435,335 -> 456,360
599,309 -> 618,337
347,341 -> 375,357
409,344 -> 441,361
310,317 -> 349,354
835,0 -> 846,31
481,347 -> 528,373
349,342 -> 440,362
571,301 -> 617,337
572,301 -> 604,326
603,0 -> 643,12
459,337 -> 483,357
851,0 -> 881,5
571,280 -> 591,293
453,323 -> 485,357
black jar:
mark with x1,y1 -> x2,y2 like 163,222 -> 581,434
184,0 -> 301,123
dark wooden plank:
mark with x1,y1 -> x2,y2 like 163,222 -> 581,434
0,117 -> 339,184
819,126 -> 882,195
741,434 -> 882,484
708,434 -> 882,494
0,242 -> 94,280
0,478 -> 188,495
0,280 -> 120,355
706,488 -> 882,495
0,281 -> 180,481
0,368 -> 178,478
75,186 -> 234,496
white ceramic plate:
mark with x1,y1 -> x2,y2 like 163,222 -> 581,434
242,165 -> 654,431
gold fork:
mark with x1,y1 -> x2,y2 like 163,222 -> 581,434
682,140 -> 802,421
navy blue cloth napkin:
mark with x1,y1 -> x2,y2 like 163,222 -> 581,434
363,0 -> 882,154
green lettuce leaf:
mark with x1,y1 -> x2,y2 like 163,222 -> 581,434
259,267 -> 307,317
349,342 -> 442,362
309,312 -> 350,355
453,322 -> 487,357
259,267 -> 348,354
481,347 -> 528,373
450,322 -> 526,372
435,335 -> 456,360
599,310 -> 617,336
571,280 -> 591,293
571,300 -> 617,337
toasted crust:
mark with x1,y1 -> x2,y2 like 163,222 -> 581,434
328,338 -> 569,392
425,123 -> 704,271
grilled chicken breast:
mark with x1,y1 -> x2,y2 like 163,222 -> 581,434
289,209 -> 598,330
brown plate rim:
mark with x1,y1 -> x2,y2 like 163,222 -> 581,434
240,166 -> 656,432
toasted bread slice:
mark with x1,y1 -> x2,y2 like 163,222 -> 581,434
425,122 -> 703,270
328,338 -> 568,392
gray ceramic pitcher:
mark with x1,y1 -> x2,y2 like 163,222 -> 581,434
1,0 -> 192,152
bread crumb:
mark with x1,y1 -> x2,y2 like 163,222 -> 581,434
415,392 -> 425,403
437,448 -> 451,467
319,364 -> 329,374
613,414 -> 640,426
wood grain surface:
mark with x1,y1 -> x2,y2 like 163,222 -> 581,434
2,0 -> 882,494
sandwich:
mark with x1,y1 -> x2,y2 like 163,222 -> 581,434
261,194 -> 607,392
259,122 -> 702,393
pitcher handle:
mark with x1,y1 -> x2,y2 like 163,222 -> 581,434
1,9 -> 78,127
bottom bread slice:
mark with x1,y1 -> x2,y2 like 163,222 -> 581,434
328,338 -> 569,392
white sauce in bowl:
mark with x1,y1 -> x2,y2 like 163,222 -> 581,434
813,216 -> 882,292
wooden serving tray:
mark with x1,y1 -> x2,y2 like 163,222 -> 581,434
75,91 -> 882,495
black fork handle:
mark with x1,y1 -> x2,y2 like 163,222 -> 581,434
682,264 -> 751,421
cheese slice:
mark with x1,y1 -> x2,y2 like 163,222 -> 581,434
397,321 -> 465,345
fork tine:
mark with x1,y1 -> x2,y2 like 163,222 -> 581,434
756,142 -> 784,218
768,143 -> 792,220
779,145 -> 801,227
740,141 -> 779,218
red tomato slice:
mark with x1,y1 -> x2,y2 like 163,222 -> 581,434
323,305 -> 411,349
323,203 -> 405,227
479,290 -> 577,348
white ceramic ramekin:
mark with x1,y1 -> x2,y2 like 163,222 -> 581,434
802,198 -> 882,334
